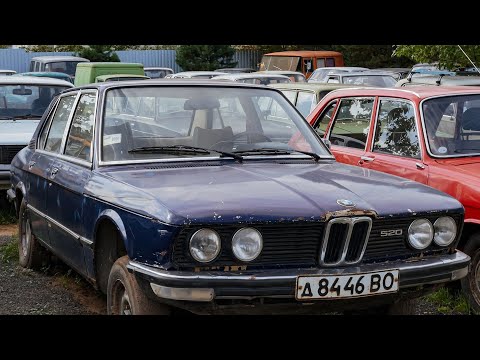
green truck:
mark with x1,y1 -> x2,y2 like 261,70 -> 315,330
74,62 -> 146,86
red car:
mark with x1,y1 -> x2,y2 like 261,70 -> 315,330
306,86 -> 480,313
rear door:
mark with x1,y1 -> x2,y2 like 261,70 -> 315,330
47,90 -> 97,274
27,93 -> 78,244
361,97 -> 428,184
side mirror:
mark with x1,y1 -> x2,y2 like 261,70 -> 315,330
322,138 -> 331,149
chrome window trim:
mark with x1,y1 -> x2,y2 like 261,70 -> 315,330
420,93 -> 480,158
27,203 -> 93,248
371,97 -> 424,160
58,92 -> 82,155
319,216 -> 372,267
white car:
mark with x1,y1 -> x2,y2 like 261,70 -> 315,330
0,76 -> 73,195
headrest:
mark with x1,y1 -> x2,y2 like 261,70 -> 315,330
184,97 -> 220,110
462,107 -> 480,131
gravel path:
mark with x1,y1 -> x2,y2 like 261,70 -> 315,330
0,224 -> 106,315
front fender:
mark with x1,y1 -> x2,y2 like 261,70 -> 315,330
94,208 -> 129,251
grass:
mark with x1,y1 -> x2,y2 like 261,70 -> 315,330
0,234 -> 18,264
425,287 -> 471,314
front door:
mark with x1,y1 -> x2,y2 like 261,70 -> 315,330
361,98 -> 429,184
47,91 -> 96,274
324,97 -> 376,166
27,94 -> 77,244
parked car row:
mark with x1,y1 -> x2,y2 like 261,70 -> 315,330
3,77 -> 473,315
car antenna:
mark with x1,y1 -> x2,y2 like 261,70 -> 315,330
457,45 -> 480,75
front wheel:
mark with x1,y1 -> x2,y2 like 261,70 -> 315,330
461,233 -> 480,314
107,256 -> 171,315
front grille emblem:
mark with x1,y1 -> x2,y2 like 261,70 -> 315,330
337,199 -> 355,207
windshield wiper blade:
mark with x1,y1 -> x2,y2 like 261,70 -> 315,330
128,145 -> 243,162
234,148 -> 321,161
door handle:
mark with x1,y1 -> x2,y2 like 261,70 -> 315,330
28,161 -> 36,170
360,156 -> 375,162
50,167 -> 59,178
416,162 -> 426,170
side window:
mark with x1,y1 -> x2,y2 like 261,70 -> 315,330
373,99 -> 420,159
64,93 -> 96,161
296,92 -> 316,117
329,98 -> 374,150
327,76 -> 340,84
325,58 -> 335,67
314,101 -> 337,136
43,94 -> 77,152
316,58 -> 325,69
34,62 -> 40,72
29,61 -> 34,72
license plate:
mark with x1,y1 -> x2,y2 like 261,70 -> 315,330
296,270 -> 399,300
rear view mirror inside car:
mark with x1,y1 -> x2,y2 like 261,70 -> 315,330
12,88 -> 33,95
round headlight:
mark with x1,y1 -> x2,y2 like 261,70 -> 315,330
189,228 -> 221,263
408,219 -> 434,250
232,227 -> 263,262
433,217 -> 457,246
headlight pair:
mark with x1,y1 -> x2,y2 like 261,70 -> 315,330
408,216 -> 457,249
189,227 -> 263,263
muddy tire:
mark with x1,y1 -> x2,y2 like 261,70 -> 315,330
18,199 -> 49,269
107,256 -> 171,315
460,233 -> 480,314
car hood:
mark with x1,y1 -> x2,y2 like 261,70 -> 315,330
0,120 -> 40,145
92,161 -> 463,225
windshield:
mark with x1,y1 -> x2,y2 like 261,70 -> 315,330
44,61 -> 84,76
260,56 -> 300,72
342,75 -> 397,87
0,85 -> 68,118
101,86 -> 330,162
423,94 -> 480,157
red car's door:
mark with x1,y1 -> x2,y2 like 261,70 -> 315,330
361,97 -> 429,184
313,97 -> 376,166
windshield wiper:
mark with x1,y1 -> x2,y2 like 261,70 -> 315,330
12,114 -> 43,120
233,148 -> 321,161
128,145 -> 243,162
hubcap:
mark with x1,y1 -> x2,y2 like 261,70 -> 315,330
120,291 -> 132,315
21,215 -> 31,258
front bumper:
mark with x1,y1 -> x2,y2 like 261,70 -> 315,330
128,251 -> 470,302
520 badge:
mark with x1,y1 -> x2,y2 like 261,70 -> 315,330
296,270 -> 399,300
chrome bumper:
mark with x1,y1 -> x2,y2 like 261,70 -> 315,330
127,251 -> 470,302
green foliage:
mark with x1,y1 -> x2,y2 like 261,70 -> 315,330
337,45 -> 414,68
426,287 -> 471,314
76,45 -> 120,62
394,45 -> 480,70
0,208 -> 16,225
176,45 -> 237,71
0,235 -> 18,264
21,45 -> 84,52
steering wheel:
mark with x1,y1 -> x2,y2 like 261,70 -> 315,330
210,131 -> 272,150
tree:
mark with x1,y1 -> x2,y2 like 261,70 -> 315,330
393,45 -> 480,70
21,45 -> 84,52
76,45 -> 120,62
176,45 -> 237,71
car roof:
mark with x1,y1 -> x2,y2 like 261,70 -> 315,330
399,75 -> 480,86
18,71 -> 71,77
173,71 -> 224,76
212,73 -> 291,80
144,67 -> 174,71
264,51 -> 343,57
313,66 -> 368,72
269,82 -> 354,92
63,78 -> 287,92
323,86 -> 480,101
256,70 -> 304,75
0,75 -> 74,86
331,70 -> 396,77
30,56 -> 89,62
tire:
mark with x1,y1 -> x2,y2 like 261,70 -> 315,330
18,199 -> 49,269
460,233 -> 480,314
107,256 -> 171,315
